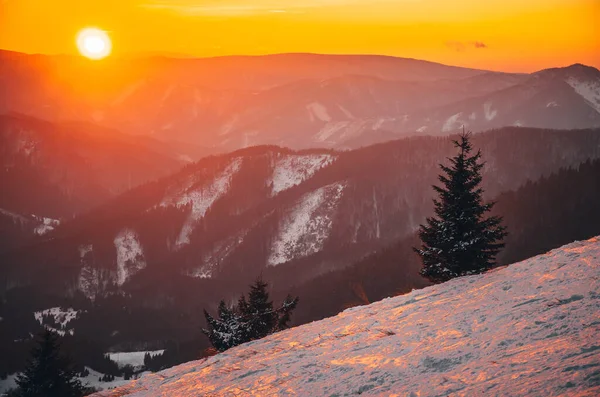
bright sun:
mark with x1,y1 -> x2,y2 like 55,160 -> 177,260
76,28 -> 112,60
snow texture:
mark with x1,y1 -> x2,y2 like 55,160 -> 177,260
306,102 -> 332,122
268,183 -> 345,266
566,77 -> 600,113
442,113 -> 463,132
483,102 -> 498,121
114,229 -> 146,286
269,153 -> 336,196
189,230 -> 248,278
33,216 -> 60,235
161,159 -> 242,247
0,208 -> 29,223
93,236 -> 600,397
33,307 -> 80,336
77,244 -> 113,301
0,374 -> 17,395
108,351 -> 165,370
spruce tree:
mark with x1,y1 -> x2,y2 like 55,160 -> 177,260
202,279 -> 299,352
414,131 -> 507,283
202,300 -> 245,352
238,279 -> 277,340
16,330 -> 85,397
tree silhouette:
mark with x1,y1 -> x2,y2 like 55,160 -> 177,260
414,131 -> 507,282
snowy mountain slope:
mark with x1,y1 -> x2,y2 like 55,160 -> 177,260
93,236 -> 600,397
268,182 -> 346,266
3,128 -> 600,301
394,64 -> 600,135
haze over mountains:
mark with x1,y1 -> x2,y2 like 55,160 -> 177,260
2,51 -> 600,153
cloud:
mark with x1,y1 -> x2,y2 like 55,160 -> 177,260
446,41 -> 488,52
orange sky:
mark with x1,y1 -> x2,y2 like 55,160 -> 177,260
1,0 -> 598,72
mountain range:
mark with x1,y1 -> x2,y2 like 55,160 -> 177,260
2,51 -> 600,391
2,51 -> 599,153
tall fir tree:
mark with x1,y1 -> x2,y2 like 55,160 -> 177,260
414,131 -> 507,283
15,330 -> 85,397
203,279 -> 299,352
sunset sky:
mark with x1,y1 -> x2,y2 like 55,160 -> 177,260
1,0 -> 598,72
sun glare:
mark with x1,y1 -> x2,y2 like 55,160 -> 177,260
77,28 -> 112,60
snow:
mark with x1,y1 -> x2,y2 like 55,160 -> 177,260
189,230 -> 248,278
268,183 -> 345,266
566,77 -> 600,113
114,229 -> 146,286
372,117 -> 387,130
306,102 -> 332,122
315,121 -> 350,142
0,374 -> 17,395
0,208 -> 28,223
79,243 -> 93,258
269,153 -> 336,196
92,236 -> 600,397
177,154 -> 194,163
15,136 -> 37,157
442,113 -> 464,132
417,126 -> 427,133
0,368 -> 145,394
33,216 -> 60,235
546,101 -> 559,108
78,244 -> 113,301
81,367 -> 132,391
108,351 -> 165,370
161,159 -> 242,247
483,101 -> 498,121
338,104 -> 355,119
33,307 -> 81,336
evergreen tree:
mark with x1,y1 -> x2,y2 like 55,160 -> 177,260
15,330 -> 85,397
414,131 -> 507,283
202,300 -> 245,352
276,294 -> 300,331
238,279 -> 277,340
202,279 -> 299,352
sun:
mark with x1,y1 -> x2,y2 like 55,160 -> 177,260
76,28 -> 112,60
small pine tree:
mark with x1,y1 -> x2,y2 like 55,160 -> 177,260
16,330 -> 85,397
414,131 -> 507,283
203,279 -> 299,352
202,300 -> 245,352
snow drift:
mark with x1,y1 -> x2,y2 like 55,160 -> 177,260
94,236 -> 600,396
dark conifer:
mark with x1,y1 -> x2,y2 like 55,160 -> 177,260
414,131 -> 507,283
203,279 -> 299,351
16,330 -> 85,397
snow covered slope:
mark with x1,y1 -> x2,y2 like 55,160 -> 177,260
93,236 -> 600,397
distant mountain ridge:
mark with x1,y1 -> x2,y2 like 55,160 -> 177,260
2,51 -> 598,154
